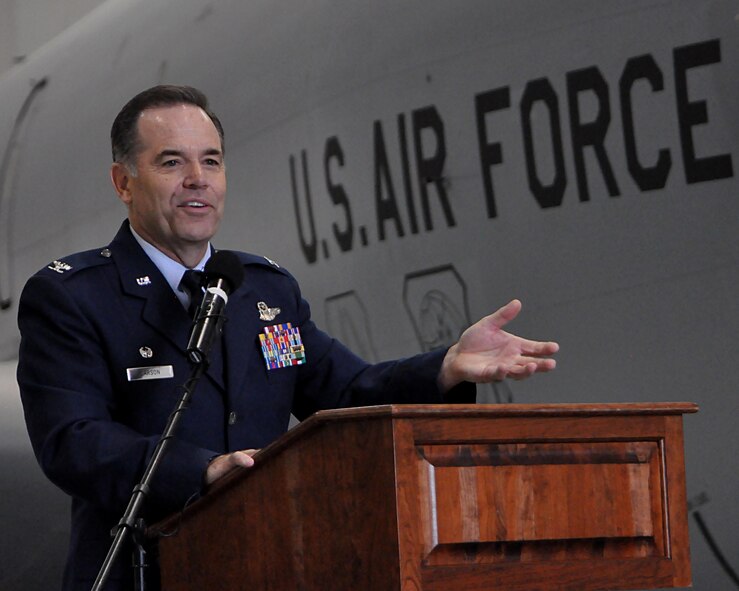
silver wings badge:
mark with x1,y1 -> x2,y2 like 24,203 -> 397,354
257,301 -> 281,322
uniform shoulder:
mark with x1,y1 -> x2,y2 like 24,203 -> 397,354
33,247 -> 114,281
229,251 -> 292,276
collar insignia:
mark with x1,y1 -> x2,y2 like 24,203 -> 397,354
48,260 -> 72,274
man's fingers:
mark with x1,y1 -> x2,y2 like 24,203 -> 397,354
205,450 -> 257,485
489,299 -> 522,329
522,340 -> 560,356
484,357 -> 557,382
505,362 -> 536,379
231,450 -> 257,468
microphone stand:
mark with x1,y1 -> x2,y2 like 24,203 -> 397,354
91,360 -> 208,591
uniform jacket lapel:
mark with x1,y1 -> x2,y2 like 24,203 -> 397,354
109,222 -> 226,390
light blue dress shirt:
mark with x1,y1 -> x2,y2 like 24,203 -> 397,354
129,225 -> 211,310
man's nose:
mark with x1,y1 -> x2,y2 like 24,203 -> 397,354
183,162 -> 207,188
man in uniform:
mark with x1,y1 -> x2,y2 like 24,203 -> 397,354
17,85 -> 558,590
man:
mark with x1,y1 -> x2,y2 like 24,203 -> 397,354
17,85 -> 558,590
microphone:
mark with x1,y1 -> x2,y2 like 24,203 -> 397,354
186,250 -> 244,365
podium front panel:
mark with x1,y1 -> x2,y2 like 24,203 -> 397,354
393,412 -> 691,591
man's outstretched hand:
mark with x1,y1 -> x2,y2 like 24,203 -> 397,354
438,299 -> 559,392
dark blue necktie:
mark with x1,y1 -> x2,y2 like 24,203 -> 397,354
179,269 -> 204,318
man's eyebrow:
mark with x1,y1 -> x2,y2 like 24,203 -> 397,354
155,149 -> 185,160
155,148 -> 223,160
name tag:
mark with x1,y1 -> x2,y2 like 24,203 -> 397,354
126,365 -> 174,381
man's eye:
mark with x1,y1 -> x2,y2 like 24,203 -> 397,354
205,158 -> 221,166
162,159 -> 179,167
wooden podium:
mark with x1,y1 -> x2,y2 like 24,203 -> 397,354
155,403 -> 696,591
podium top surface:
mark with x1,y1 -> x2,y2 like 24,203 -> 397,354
248,402 -> 697,479
310,402 -> 699,423
201,402 -> 697,494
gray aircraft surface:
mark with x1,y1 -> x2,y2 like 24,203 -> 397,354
0,1 -> 736,589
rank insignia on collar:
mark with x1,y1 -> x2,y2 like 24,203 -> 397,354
259,323 -> 306,370
48,260 -> 72,274
136,276 -> 152,286
257,301 -> 281,321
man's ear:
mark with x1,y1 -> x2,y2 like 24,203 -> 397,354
110,162 -> 132,205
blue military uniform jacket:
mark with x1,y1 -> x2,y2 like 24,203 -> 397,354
17,221 -> 473,590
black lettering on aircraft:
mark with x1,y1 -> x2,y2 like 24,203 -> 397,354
474,86 -> 510,219
324,136 -> 353,253
373,120 -> 405,241
520,78 -> 567,209
289,38 -> 733,265
567,66 -> 621,202
397,113 -> 419,235
620,54 -> 672,191
412,106 -> 455,230
473,37 -> 731,215
289,151 -> 318,263
674,39 -> 734,184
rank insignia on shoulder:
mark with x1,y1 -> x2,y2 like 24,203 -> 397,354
48,260 -> 72,274
257,301 -> 281,321
263,256 -> 280,268
259,323 -> 306,370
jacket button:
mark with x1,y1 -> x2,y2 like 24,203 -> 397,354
228,411 -> 237,425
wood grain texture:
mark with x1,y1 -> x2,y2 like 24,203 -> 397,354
155,403 -> 694,591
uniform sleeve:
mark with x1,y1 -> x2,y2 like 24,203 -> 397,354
17,274 -> 214,518
284,275 -> 476,421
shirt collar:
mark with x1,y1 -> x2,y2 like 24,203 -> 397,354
129,225 -> 211,307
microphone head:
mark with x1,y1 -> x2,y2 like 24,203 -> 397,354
204,250 -> 245,292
